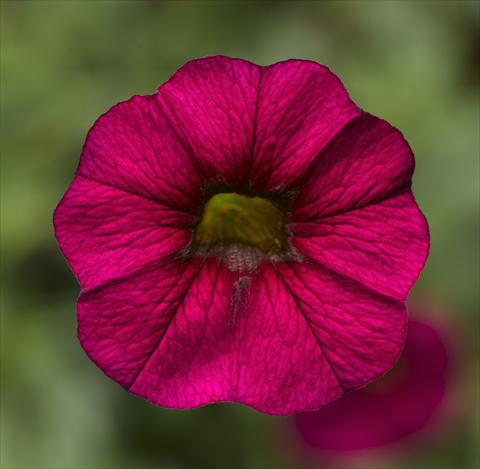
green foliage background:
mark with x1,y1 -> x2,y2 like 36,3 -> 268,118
1,1 -> 478,468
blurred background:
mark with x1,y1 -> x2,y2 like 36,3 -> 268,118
1,1 -> 478,468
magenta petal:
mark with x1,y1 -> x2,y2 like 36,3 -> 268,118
294,318 -> 449,452
159,57 -> 360,191
54,176 -> 194,290
251,60 -> 360,191
77,94 -> 203,212
232,263 -> 342,414
276,262 -> 407,392
129,259 -> 240,408
159,56 -> 261,186
82,257 -> 242,407
291,113 -> 415,221
290,192 -> 429,300
78,257 -> 204,388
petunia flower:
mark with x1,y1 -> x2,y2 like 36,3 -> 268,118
292,313 -> 455,454
54,56 -> 429,415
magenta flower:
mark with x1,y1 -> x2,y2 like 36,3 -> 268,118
293,316 -> 451,452
54,56 -> 429,414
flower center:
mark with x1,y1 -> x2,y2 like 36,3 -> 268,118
193,193 -> 287,254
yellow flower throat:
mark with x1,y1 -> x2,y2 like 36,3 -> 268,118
193,193 -> 287,254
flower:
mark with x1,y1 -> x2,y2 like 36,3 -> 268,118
53,56 -> 429,414
293,315 -> 452,453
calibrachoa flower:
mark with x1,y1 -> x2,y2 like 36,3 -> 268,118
293,315 -> 451,452
54,56 -> 429,415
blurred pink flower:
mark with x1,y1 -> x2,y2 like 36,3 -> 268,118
54,56 -> 428,414
293,316 -> 451,452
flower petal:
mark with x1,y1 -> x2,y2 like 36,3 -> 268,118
251,60 -> 360,191
78,257 -> 204,388
77,93 -> 203,212
129,258 -> 239,408
291,113 -> 415,221
290,192 -> 429,300
158,57 -> 360,192
159,56 -> 261,186
232,263 -> 342,414
275,261 -> 407,392
80,257 -> 246,408
54,176 -> 194,290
